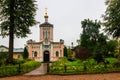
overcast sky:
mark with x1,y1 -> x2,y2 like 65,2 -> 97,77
0,0 -> 106,48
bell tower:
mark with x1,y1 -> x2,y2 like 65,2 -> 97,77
40,8 -> 53,43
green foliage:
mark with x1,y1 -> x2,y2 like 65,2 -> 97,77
105,57 -> 118,64
80,19 -> 107,53
49,58 -> 120,74
49,58 -> 83,74
25,58 -> 34,61
93,40 -> 118,62
52,57 -> 70,66
12,59 -> 26,64
106,40 -> 118,57
0,0 -> 37,37
93,42 -> 107,63
93,64 -> 106,73
0,65 -> 19,77
67,47 -> 72,59
0,60 -> 41,77
0,52 -> 8,66
21,61 -> 41,73
80,19 -> 118,62
80,19 -> 109,62
64,46 -> 68,57
0,0 -> 37,63
103,0 -> 120,39
113,61 -> 120,68
0,52 -> 8,60
23,47 -> 29,59
80,19 -> 101,51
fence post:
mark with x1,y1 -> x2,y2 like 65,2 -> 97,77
47,63 -> 49,73
18,63 -> 21,73
64,65 -> 67,73
83,63 -> 87,71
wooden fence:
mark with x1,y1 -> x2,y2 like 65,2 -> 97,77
0,63 -> 32,77
48,65 -> 86,74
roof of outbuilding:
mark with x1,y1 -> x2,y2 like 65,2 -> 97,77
13,48 -> 24,53
0,45 -> 24,53
0,45 -> 8,49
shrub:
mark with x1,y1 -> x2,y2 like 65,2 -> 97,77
21,61 -> 41,73
88,59 -> 97,65
13,59 -> 26,64
105,57 -> 118,64
0,61 -> 41,77
67,58 -> 76,62
25,58 -> 33,61
93,64 -> 106,72
49,58 -> 120,74
0,52 -> 8,66
113,61 -> 120,68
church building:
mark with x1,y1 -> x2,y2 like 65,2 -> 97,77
27,9 -> 64,62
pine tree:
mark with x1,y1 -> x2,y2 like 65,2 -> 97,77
23,47 -> 29,59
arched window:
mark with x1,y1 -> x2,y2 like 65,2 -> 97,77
34,51 -> 37,57
56,51 -> 59,57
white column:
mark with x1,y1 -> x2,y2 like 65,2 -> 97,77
40,44 -> 43,62
50,44 -> 54,62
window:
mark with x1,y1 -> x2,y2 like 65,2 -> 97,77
44,45 -> 49,48
56,51 -> 59,57
34,51 -> 37,57
17,55 -> 21,59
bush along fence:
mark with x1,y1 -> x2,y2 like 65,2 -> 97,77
48,64 -> 120,74
48,65 -> 84,74
0,61 -> 41,77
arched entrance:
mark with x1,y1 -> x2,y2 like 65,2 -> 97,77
43,51 -> 50,62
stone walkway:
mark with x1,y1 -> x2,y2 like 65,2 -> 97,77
24,63 -> 48,75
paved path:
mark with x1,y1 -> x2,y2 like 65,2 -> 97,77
24,63 -> 48,75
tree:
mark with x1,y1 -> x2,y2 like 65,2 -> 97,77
23,47 -> 29,59
80,19 -> 110,62
93,33 -> 107,61
80,19 -> 101,52
103,0 -> 120,39
0,0 -> 37,63
67,47 -> 72,59
64,46 -> 68,57
106,40 -> 118,57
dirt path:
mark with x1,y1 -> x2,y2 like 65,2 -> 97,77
0,73 -> 120,80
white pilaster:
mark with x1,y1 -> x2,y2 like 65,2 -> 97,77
40,44 -> 43,62
50,44 -> 54,62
